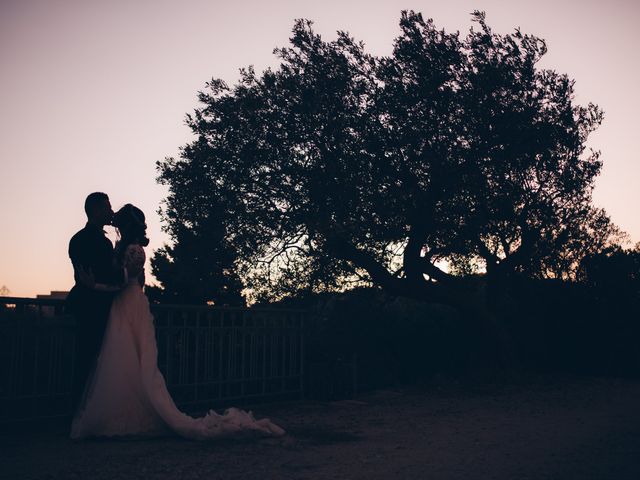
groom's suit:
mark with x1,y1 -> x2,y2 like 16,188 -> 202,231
66,223 -> 124,411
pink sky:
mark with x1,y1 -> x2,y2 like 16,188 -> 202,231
1,0 -> 639,298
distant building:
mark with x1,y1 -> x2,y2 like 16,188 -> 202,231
36,291 -> 69,317
36,291 -> 69,300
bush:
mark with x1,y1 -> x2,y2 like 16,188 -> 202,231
273,276 -> 640,399
300,288 -> 466,394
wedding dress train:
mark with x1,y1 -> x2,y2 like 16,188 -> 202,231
70,244 -> 285,440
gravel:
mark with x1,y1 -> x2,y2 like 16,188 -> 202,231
2,375 -> 640,480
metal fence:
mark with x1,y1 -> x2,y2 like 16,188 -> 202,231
153,304 -> 305,410
0,296 -> 305,424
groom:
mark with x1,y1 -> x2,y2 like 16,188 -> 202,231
66,192 -> 126,411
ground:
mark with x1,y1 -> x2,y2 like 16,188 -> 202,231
2,375 -> 640,480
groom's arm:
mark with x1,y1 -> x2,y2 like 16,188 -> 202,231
69,235 -> 127,291
91,264 -> 128,292
69,234 -> 94,287
73,264 -> 123,292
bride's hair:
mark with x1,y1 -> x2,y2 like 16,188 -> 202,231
112,204 -> 150,262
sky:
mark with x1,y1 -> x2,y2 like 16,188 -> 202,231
1,0 -> 638,298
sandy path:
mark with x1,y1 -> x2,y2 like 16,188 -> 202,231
2,376 -> 640,480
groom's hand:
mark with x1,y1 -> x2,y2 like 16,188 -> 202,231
77,265 -> 96,289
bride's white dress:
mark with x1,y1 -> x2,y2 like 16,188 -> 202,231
70,244 -> 285,440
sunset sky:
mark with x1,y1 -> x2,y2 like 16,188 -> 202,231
1,0 -> 638,298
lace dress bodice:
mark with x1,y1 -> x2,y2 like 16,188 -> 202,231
120,243 -> 146,286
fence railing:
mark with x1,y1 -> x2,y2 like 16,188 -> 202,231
0,296 -> 305,424
153,304 -> 305,410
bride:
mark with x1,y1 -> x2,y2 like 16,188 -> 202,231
70,204 -> 285,440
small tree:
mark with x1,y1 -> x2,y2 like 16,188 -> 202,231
152,142 -> 245,305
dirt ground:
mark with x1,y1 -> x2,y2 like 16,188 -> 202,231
2,375 -> 640,480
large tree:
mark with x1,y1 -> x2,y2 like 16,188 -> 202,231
155,11 -> 620,304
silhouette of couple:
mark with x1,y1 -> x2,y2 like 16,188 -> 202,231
66,192 -> 284,440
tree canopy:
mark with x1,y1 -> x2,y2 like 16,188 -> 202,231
154,11 -> 621,305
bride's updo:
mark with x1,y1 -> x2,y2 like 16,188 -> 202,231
112,204 -> 150,253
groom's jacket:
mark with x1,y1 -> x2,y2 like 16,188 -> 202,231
66,223 -> 123,312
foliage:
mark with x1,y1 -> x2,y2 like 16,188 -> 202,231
152,148 -> 245,305
578,244 -> 640,300
156,11 -> 621,304
299,288 -> 467,390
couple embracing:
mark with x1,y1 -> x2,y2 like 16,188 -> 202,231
66,192 -> 284,440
